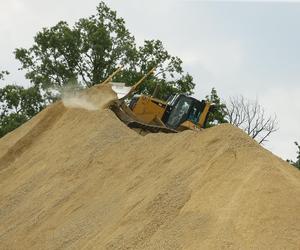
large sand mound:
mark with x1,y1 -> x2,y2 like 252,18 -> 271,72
0,85 -> 300,249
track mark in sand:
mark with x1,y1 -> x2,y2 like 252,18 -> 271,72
0,103 -> 66,170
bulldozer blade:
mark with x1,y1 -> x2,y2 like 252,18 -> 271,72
110,101 -> 177,134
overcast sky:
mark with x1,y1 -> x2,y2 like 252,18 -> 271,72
0,0 -> 299,161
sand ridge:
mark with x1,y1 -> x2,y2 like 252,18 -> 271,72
0,85 -> 300,249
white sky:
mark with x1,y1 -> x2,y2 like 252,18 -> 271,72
0,0 -> 299,161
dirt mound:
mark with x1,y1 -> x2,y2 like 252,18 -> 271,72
0,86 -> 300,249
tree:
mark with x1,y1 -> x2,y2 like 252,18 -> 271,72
114,39 -> 195,100
287,142 -> 300,170
205,88 -> 228,126
293,142 -> 300,169
0,70 -> 9,81
15,1 -> 194,101
0,74 -> 45,137
225,96 -> 278,144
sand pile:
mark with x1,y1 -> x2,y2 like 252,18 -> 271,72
0,85 -> 300,250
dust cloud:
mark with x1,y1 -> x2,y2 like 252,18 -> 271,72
63,92 -> 98,111
62,83 -> 118,110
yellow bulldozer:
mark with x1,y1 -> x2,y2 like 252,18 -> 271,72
106,67 -> 212,134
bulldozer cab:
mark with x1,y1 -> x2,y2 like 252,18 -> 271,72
162,94 -> 209,129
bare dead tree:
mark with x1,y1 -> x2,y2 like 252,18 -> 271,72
225,96 -> 279,144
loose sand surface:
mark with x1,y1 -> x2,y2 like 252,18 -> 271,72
0,85 -> 300,249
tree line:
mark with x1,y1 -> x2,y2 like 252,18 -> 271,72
0,1 -> 298,169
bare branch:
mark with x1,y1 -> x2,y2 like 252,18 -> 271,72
225,96 -> 279,144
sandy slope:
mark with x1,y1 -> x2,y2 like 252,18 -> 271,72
0,85 -> 300,249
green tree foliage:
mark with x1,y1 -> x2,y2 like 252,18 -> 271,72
0,70 -> 9,80
205,87 -> 228,126
0,82 -> 45,137
288,142 -> 300,170
295,142 -> 300,169
15,2 -> 194,100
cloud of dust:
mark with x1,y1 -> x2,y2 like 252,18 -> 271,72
63,91 -> 98,111
61,84 -> 117,111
